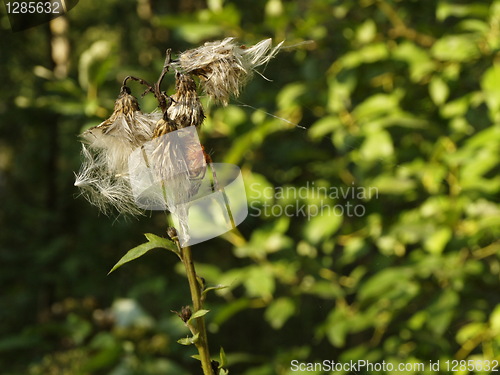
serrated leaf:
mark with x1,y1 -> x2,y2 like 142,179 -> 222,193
202,284 -> 229,297
177,332 -> 199,345
219,346 -> 227,368
188,309 -> 210,323
108,234 -> 178,274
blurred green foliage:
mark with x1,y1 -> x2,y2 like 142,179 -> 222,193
0,0 -> 499,374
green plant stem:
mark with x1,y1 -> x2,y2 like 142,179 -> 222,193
181,244 -> 214,375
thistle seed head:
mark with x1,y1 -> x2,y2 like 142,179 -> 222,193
75,87 -> 161,216
75,38 -> 281,218
175,38 -> 283,105
74,145 -> 144,216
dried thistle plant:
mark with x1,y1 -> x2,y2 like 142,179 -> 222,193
75,37 -> 283,375
75,38 -> 282,218
174,38 -> 283,105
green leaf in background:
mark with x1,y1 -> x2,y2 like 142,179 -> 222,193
356,19 -> 377,44
353,93 -> 402,122
336,43 -> 389,70
436,2 -> 490,21
392,41 -> 435,82
277,82 -> 307,110
244,266 -> 275,300
358,130 -> 394,162
423,227 -> 452,255
429,76 -> 449,106
327,73 -> 357,113
78,40 -> 117,91
175,23 -> 223,44
431,34 -> 481,62
308,116 -> 341,140
481,63 -> 500,120
264,297 -> 296,329
324,306 -> 350,348
358,268 -> 418,307
425,290 -> 459,336
368,175 -> 417,195
489,304 -> 500,333
456,322 -> 486,346
302,210 -> 342,245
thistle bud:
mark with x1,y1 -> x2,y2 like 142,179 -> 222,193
171,305 -> 192,323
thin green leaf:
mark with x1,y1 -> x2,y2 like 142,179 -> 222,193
144,233 -> 179,254
202,284 -> 229,297
188,309 -> 210,323
219,347 -> 227,368
108,241 -> 159,275
108,234 -> 179,275
177,332 -> 199,345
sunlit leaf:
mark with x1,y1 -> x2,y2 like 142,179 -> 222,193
144,233 -> 179,253
244,266 -> 275,299
423,227 -> 452,255
489,305 -> 500,332
431,34 -> 481,62
359,130 -> 394,161
429,76 -> 449,106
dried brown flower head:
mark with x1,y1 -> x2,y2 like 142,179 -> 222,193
167,72 -> 205,129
